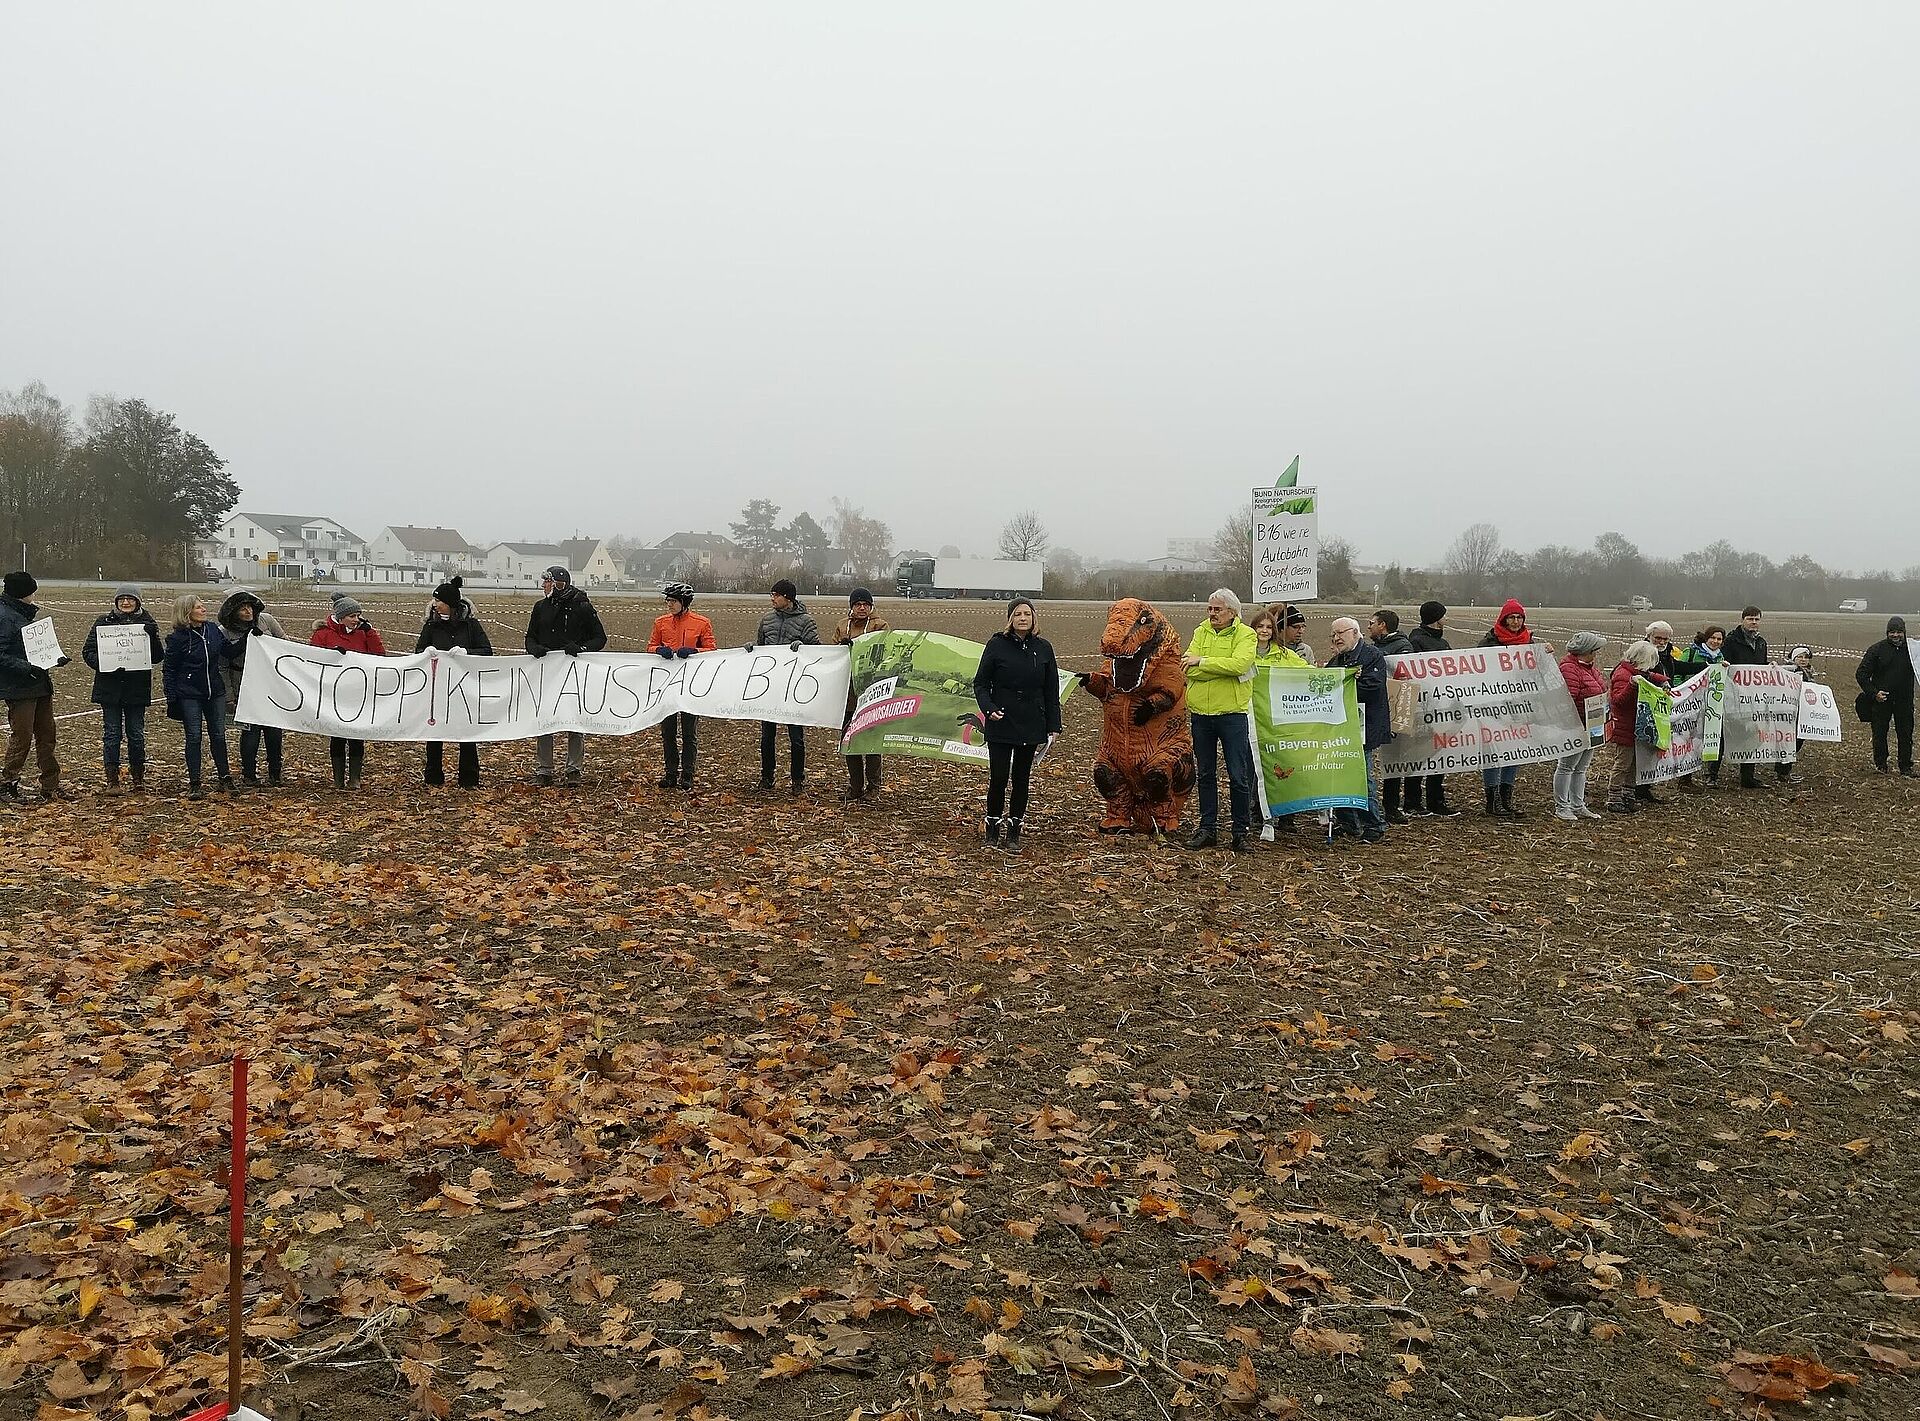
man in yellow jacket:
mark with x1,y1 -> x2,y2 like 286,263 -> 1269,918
1182,588 -> 1258,852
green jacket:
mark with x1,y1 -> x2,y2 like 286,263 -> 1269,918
1186,617 -> 1258,715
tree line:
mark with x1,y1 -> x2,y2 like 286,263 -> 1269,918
1,383 -> 237,580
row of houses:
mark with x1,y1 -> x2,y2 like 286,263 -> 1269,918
199,514 -> 889,589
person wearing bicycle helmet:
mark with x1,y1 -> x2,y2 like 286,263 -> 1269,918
648,582 -> 715,789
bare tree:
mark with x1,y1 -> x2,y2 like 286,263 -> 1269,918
827,497 -> 894,578
1212,508 -> 1252,596
1442,522 -> 1503,605
997,511 -> 1048,562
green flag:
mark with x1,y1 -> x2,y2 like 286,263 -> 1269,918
1276,454 -> 1300,489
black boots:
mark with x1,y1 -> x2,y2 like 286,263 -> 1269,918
1500,783 -> 1525,818
1383,778 -> 1410,825
1484,787 -> 1503,818
984,817 -> 1002,848
1004,818 -> 1023,855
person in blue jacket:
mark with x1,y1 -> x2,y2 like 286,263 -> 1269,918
161,594 -> 235,800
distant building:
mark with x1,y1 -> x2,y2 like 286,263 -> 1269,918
484,542 -> 571,586
213,513 -> 369,582
1165,537 -> 1213,563
1146,555 -> 1215,574
557,537 -> 623,586
351,526 -> 482,585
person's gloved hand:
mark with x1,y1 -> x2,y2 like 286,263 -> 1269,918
788,640 -> 801,653
676,646 -> 694,658
1130,700 -> 1154,726
530,645 -> 548,658
335,647 -> 348,657
656,646 -> 675,659
564,644 -> 582,657
1073,671 -> 1092,686
742,644 -> 755,653
250,624 -> 262,637
55,655 -> 71,667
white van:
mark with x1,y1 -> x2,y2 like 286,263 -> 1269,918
1838,598 -> 1869,613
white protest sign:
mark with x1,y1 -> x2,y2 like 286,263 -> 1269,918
1251,486 -> 1318,602
1719,665 -> 1800,765
1374,645 -> 1588,776
1796,681 -> 1843,743
1585,693 -> 1606,744
21,618 -> 62,670
237,642 -> 851,742
1269,670 -> 1347,725
1637,669 -> 1712,783
95,623 -> 154,674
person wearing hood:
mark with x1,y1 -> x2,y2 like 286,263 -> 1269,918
833,588 -> 890,801
162,594 -> 236,801
525,566 -> 607,787
648,581 -> 715,791
1477,599 -> 1551,817
1368,610 -> 1417,825
82,585 -> 163,794
1,571 -> 73,804
1601,640 -> 1667,814
218,589 -> 289,788
416,576 -> 492,789
1404,600 -> 1460,818
972,596 -> 1062,854
750,579 -> 820,794
1553,631 -> 1607,821
310,596 -> 386,790
1856,615 -> 1915,776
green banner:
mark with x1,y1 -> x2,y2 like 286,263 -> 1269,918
1636,676 -> 1673,751
841,630 -> 1078,766
1701,663 -> 1726,763
1247,665 -> 1369,814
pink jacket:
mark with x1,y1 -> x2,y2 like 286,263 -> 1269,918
1559,653 -> 1605,719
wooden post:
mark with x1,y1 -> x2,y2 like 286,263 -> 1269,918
228,1054 -> 248,1415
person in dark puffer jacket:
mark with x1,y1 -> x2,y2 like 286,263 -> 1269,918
971,597 -> 1062,855
750,579 -> 821,794
1856,616 -> 1915,776
525,566 -> 607,787
83,584 -> 163,794
162,594 -> 235,801
1,570 -> 72,803
1403,600 -> 1459,817
415,576 -> 492,789
218,589 -> 290,787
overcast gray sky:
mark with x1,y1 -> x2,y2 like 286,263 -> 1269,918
4,4 -> 1916,571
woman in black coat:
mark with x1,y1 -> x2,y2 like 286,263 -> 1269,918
82,585 -> 164,793
970,597 -> 1062,855
414,577 -> 493,789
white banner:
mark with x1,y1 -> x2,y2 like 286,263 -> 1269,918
1374,645 -> 1588,776
95,623 -> 153,674
1796,682 -> 1843,743
1720,665 -> 1800,765
1636,670 -> 1712,784
22,618 -> 62,670
1251,486 -> 1319,602
236,640 -> 851,742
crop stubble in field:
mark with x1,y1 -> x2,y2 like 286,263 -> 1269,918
2,592 -> 1916,1419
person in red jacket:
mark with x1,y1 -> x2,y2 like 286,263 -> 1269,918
1553,631 -> 1606,821
646,582 -> 716,790
1476,598 -> 1554,817
1601,639 -> 1665,814
309,597 -> 386,789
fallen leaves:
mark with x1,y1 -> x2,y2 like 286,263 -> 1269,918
1722,1351 -> 1858,1404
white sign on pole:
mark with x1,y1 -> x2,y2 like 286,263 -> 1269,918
95,623 -> 154,674
237,643 -> 852,742
1250,486 -> 1319,602
21,618 -> 62,670
1796,682 -> 1843,744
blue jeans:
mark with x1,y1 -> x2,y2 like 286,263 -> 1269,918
1191,711 -> 1254,836
100,704 -> 148,776
1482,764 -> 1519,790
179,696 -> 230,784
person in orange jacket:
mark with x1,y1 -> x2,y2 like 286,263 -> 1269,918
309,597 -> 386,790
647,582 -> 716,790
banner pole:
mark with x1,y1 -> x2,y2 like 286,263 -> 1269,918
228,1053 -> 248,1416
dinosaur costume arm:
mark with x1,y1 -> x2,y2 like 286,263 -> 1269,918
1084,669 -> 1114,700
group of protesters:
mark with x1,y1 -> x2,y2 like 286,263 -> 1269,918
2,570 -> 1914,852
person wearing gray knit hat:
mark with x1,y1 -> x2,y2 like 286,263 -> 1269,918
82,585 -> 165,793
1553,632 -> 1608,821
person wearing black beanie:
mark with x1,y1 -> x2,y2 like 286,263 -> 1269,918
1403,600 -> 1459,817
416,575 -> 492,789
1857,615 -> 1915,775
1,570 -> 71,802
834,589 -> 891,801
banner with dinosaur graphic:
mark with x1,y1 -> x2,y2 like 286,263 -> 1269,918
841,630 -> 1079,765
1247,665 -> 1370,815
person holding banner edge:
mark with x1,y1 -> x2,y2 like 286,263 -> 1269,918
310,597 -> 386,790
833,589 -> 889,801
417,576 -> 492,790
1405,601 -> 1461,817
649,582 -> 715,790
1478,599 -> 1551,817
1720,606 -> 1779,789
1250,607 -> 1307,841
218,589 -> 288,789
973,596 -> 1062,853
83,585 -> 163,794
1368,610 -> 1415,824
1182,590 -> 1258,852
1553,631 -> 1606,821
1601,640 -> 1664,814
526,567 -> 607,788
1327,617 -> 1389,843
752,579 -> 821,794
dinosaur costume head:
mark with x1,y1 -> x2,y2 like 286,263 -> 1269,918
1100,597 -> 1178,694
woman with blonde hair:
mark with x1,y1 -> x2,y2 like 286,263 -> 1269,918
161,594 -> 235,801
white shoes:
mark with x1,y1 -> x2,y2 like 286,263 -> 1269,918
1259,824 -> 1276,843
1553,805 -> 1579,821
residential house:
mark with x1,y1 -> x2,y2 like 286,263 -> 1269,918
557,537 -> 623,587
1146,555 -> 1215,574
485,542 -> 571,586
213,513 -> 369,582
351,526 -> 481,585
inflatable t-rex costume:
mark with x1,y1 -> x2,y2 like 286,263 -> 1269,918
1084,598 -> 1196,833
